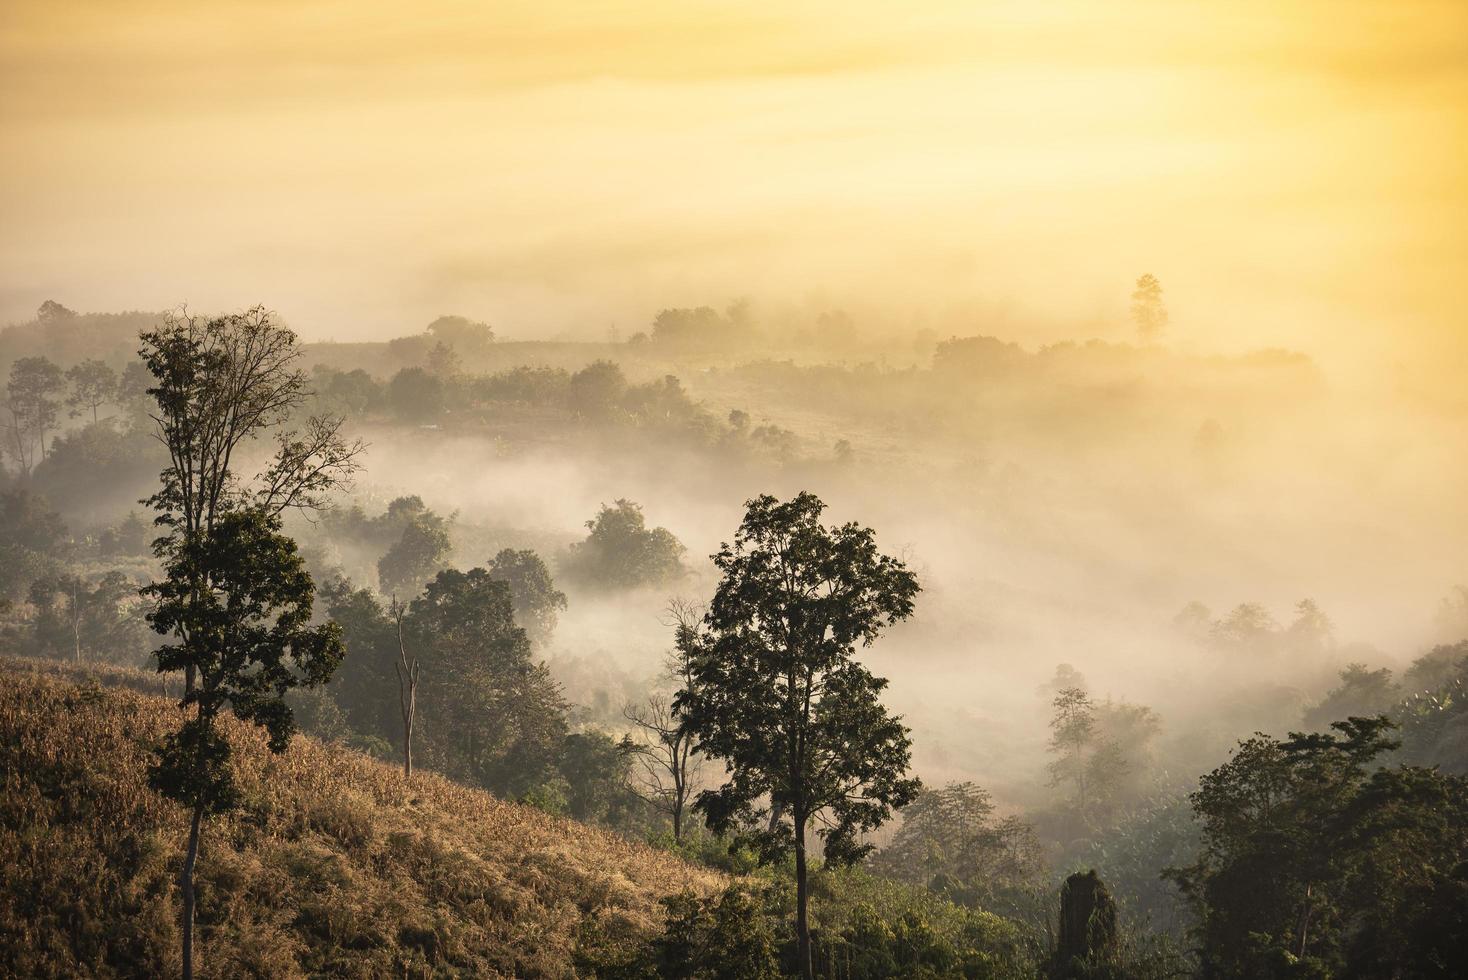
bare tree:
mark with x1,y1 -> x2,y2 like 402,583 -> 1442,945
391,595 -> 420,779
623,598 -> 706,841
624,693 -> 702,842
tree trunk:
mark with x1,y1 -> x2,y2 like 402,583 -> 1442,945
1298,882 -> 1312,958
672,803 -> 682,844
72,579 -> 81,664
795,813 -> 812,980
181,804 -> 203,980
403,712 -> 413,778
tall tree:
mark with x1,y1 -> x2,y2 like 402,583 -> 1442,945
65,358 -> 118,424
1047,687 -> 1131,827
139,306 -> 360,979
676,492 -> 921,979
392,596 -> 420,778
139,306 -> 362,694
4,355 -> 65,475
1130,273 -> 1168,343
409,567 -> 568,796
147,508 -> 344,980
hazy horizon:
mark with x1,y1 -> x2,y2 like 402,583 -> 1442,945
2,0 -> 1465,388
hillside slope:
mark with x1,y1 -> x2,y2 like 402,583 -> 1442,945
0,659 -> 721,978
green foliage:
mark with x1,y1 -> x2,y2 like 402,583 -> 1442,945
25,570 -> 151,667
1171,715 -> 1468,977
1395,645 -> 1468,774
32,420 -> 164,521
677,491 -> 921,976
680,491 -> 921,865
320,581 -> 403,745
584,886 -> 781,979
0,487 -> 67,603
408,566 -> 569,796
388,365 -> 446,422
311,365 -> 382,417
1302,663 -> 1398,730
486,546 -> 567,644
1046,688 -> 1136,832
564,499 -> 686,591
377,507 -> 453,597
869,782 -> 1044,916
558,730 -> 643,827
146,508 -> 344,746
568,360 -> 630,419
1072,794 -> 1199,938
1402,639 -> 1468,694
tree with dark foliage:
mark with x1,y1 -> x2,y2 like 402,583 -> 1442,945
485,547 -> 566,644
1170,715 -> 1468,977
146,508 -> 344,980
676,491 -> 921,979
409,567 -> 568,796
139,306 -> 360,978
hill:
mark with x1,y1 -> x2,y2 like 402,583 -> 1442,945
0,658 -> 722,978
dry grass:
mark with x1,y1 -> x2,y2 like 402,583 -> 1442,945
0,657 -> 723,978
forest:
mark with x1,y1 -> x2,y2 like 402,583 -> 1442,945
2,298 -> 1465,979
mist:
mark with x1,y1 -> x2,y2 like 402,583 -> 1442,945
4,2 -> 1468,974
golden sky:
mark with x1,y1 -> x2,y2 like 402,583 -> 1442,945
1,1 -> 1464,371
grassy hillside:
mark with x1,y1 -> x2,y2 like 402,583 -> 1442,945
0,658 -> 722,978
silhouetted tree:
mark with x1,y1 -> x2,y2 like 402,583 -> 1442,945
36,299 -> 76,321
146,508 -> 344,980
409,567 -> 568,795
387,366 -> 445,422
1130,274 -> 1168,343
676,492 -> 921,979
64,358 -> 118,423
566,360 -> 628,419
139,306 -> 362,693
1170,715 -> 1468,976
139,306 -> 360,979
5,355 -> 65,474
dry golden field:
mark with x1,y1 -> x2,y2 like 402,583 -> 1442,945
0,658 -> 723,978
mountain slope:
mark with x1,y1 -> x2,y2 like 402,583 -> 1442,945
0,659 -> 720,978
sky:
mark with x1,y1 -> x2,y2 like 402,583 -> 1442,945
1,0 -> 1464,375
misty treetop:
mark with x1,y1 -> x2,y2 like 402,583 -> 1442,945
562,498 -> 687,591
